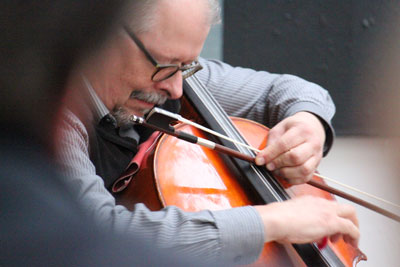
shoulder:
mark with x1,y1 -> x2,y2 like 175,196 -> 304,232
56,108 -> 90,149
62,109 -> 86,130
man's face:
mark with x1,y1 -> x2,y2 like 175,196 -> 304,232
101,0 -> 211,126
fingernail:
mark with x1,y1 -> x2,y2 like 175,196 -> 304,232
267,162 -> 275,170
255,157 -> 265,165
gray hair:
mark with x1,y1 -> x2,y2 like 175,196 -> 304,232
124,0 -> 221,33
206,0 -> 222,25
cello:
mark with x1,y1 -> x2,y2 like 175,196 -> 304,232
115,75 -> 367,266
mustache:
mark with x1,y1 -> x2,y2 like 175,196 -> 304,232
129,90 -> 168,106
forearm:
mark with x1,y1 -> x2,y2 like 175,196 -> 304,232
56,110 -> 265,265
71,174 -> 264,264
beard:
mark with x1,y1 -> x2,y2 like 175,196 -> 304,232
111,107 -> 134,127
111,89 -> 168,127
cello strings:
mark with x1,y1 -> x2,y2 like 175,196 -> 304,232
175,116 -> 400,210
175,115 -> 261,153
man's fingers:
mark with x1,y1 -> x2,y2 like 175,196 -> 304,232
343,234 -> 359,248
256,196 -> 360,247
336,204 -> 359,227
335,204 -> 360,247
329,233 -> 342,244
336,217 -> 360,248
268,143 -> 313,170
263,127 -> 304,162
325,202 -> 359,247
273,156 -> 318,184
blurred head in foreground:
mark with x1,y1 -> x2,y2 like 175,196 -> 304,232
0,1 -> 123,148
0,1 -> 193,266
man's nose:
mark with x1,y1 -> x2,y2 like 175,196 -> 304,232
155,71 -> 183,99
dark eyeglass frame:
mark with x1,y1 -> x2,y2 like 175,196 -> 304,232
123,25 -> 202,82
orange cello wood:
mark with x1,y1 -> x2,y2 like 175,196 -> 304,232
115,117 -> 366,266
154,120 -> 302,266
232,117 -> 366,267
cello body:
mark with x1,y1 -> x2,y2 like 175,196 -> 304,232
115,77 -> 366,266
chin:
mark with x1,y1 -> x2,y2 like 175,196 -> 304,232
112,104 -> 153,126
111,107 -> 137,126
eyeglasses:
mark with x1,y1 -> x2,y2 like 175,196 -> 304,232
123,25 -> 203,82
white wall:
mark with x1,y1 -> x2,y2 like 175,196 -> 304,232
319,137 -> 400,267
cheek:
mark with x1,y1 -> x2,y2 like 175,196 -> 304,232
120,65 -> 153,91
116,59 -> 155,104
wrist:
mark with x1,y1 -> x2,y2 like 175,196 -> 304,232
254,204 -> 283,243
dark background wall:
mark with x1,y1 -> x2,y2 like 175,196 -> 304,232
224,0 -> 400,136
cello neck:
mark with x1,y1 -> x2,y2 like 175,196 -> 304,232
183,76 -> 287,203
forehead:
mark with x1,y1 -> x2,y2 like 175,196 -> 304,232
136,0 -> 210,62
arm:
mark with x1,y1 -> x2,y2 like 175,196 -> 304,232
56,110 -> 265,265
56,111 -> 359,261
196,58 -> 335,183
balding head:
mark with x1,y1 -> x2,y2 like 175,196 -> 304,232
124,0 -> 221,34
73,0 -> 219,124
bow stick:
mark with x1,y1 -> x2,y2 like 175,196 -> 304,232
129,108 -> 400,223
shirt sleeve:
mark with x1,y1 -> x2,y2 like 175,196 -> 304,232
56,110 -> 265,265
196,57 -> 336,155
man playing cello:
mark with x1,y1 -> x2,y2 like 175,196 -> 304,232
56,0 -> 359,265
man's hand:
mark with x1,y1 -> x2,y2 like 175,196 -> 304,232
254,196 -> 360,248
255,112 -> 326,184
